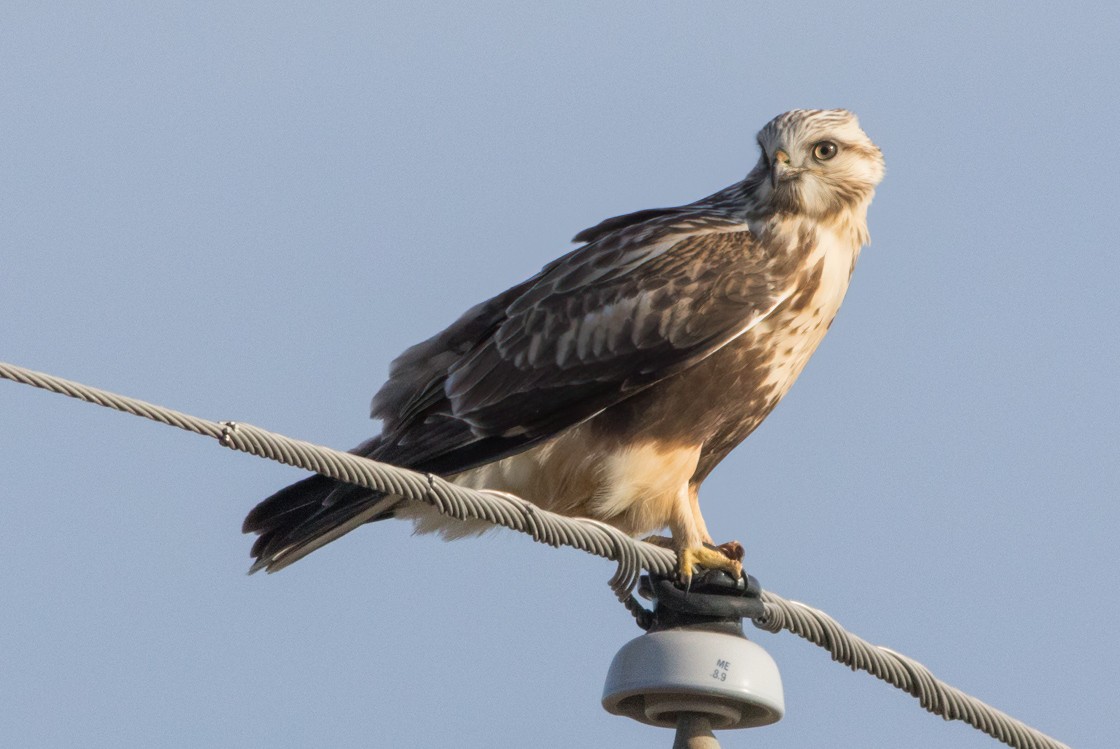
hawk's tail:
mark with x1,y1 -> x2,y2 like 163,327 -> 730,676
242,473 -> 398,574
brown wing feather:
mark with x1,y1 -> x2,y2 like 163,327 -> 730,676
383,219 -> 788,461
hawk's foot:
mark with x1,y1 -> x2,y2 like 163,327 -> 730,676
677,545 -> 744,587
643,536 -> 745,587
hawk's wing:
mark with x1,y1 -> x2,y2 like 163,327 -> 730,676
369,215 -> 791,474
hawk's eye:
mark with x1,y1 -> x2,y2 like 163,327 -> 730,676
813,141 -> 839,161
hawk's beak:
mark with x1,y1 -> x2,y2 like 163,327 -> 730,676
770,149 -> 791,189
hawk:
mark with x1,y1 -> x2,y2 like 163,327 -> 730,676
244,109 -> 885,582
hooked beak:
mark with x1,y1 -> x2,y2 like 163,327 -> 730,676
766,147 -> 792,188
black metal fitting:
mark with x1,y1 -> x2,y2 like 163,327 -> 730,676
638,570 -> 765,633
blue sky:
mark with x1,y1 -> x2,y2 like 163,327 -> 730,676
1,3 -> 1116,747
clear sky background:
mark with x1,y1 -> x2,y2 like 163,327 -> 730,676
1,3 -> 1116,748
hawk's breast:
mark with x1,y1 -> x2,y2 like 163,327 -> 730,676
685,219 -> 861,479
573,216 -> 861,487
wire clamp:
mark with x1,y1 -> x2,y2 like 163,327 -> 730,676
640,570 -> 765,631
219,421 -> 239,448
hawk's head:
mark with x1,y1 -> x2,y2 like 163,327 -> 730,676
747,109 -> 884,220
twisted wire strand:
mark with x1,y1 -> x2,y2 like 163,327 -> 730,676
752,596 -> 1065,748
0,360 -> 1069,749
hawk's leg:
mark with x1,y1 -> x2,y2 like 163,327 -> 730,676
646,485 -> 743,585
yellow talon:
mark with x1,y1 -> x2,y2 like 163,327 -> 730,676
678,545 -> 743,586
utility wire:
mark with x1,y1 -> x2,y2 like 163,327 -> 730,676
0,360 -> 1070,749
